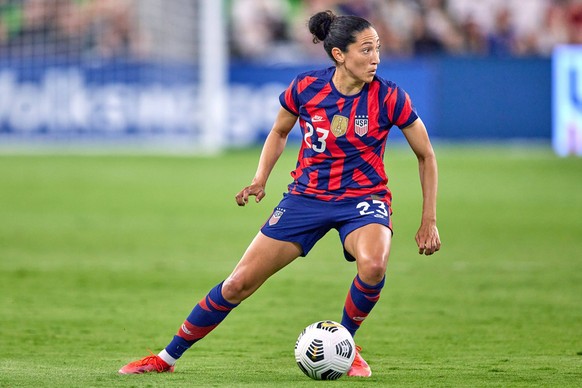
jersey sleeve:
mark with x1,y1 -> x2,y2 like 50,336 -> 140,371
385,86 -> 418,129
279,77 -> 300,116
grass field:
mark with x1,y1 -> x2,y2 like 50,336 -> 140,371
0,144 -> 581,387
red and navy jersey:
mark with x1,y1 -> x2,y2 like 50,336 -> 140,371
279,66 -> 418,205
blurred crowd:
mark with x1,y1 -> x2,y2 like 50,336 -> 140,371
0,0 -> 143,59
1,0 -> 582,61
231,0 -> 582,61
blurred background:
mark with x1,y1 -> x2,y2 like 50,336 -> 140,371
2,3 -> 582,386
0,0 -> 581,154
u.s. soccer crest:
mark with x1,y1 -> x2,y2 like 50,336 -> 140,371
268,208 -> 285,226
355,115 -> 368,137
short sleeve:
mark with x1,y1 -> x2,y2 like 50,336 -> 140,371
385,86 -> 419,129
279,78 -> 300,116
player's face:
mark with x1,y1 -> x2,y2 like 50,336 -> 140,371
343,28 -> 381,84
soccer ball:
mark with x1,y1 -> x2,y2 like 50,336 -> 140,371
294,320 -> 355,380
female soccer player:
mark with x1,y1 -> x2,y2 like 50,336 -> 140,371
119,10 -> 441,378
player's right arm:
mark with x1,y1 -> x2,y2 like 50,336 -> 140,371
235,107 -> 298,206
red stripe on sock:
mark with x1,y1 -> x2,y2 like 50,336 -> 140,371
207,296 -> 233,312
344,291 -> 368,325
354,277 -> 380,294
364,294 -> 381,303
198,298 -> 211,312
177,320 -> 218,341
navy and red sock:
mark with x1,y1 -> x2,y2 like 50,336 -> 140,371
341,274 -> 385,337
157,275 -> 383,365
161,281 -> 238,363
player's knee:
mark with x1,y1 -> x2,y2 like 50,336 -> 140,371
357,256 -> 387,285
359,270 -> 385,286
222,275 -> 253,304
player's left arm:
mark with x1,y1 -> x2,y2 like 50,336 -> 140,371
401,118 -> 441,255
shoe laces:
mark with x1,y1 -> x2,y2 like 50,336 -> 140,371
136,351 -> 168,372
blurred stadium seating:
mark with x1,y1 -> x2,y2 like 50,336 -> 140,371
0,0 -> 579,151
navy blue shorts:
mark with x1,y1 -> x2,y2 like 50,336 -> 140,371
260,193 -> 392,262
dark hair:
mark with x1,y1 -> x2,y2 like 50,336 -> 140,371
308,10 -> 372,62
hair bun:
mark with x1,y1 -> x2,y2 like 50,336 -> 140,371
308,10 -> 336,43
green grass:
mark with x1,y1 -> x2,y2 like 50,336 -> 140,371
0,144 -> 581,387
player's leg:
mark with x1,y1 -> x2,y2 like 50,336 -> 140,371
160,233 -> 301,361
341,223 -> 392,377
119,233 -> 301,374
342,222 -> 391,336
221,232 -> 302,303
345,222 -> 391,286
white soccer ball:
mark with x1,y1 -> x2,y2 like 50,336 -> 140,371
294,320 -> 356,380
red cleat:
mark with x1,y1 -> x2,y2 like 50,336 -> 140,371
347,345 -> 372,377
118,352 -> 174,374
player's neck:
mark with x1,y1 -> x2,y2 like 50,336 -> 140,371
332,68 -> 365,96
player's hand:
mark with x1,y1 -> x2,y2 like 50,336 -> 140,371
235,183 -> 266,206
415,222 -> 441,255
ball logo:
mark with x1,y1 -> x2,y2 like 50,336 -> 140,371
335,339 -> 354,359
317,321 -> 341,332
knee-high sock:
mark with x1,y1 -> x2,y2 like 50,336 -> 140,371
164,281 -> 238,360
341,275 -> 385,337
